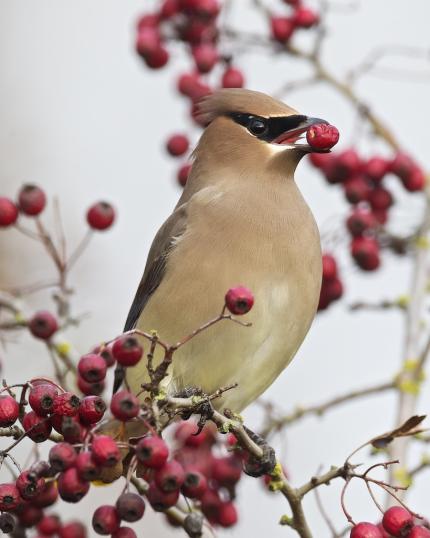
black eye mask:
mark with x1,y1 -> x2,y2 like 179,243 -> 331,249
229,113 -> 308,142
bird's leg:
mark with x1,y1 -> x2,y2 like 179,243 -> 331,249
241,425 -> 276,477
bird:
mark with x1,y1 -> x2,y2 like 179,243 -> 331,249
122,89 -> 324,414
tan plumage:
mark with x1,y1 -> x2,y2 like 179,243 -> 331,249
125,89 -> 323,412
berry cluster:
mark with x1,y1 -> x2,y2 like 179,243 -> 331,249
351,506 -> 430,538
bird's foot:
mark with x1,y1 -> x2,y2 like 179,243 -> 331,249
242,426 -> 276,477
173,386 -> 214,435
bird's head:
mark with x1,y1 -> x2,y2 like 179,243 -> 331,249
192,89 -> 329,181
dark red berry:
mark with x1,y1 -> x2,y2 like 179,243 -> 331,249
51,414 -> 84,443
49,442 -> 77,472
112,528 -> 137,538
147,481 -> 179,511
78,353 -> 107,383
177,163 -> 192,187
369,187 -> 393,211
16,470 -> 45,500
29,383 -> 58,416
28,311 -> 58,340
346,208 -> 376,237
53,392 -> 80,417
382,506 -> 413,536
403,167 -> 425,192
75,451 -> 101,481
144,46 -> 169,69
0,513 -> 16,533
112,336 -> 143,366
322,254 -> 337,281
225,285 -> 254,315
154,460 -> 185,492
77,376 -> 105,396
409,527 -> 430,537
18,184 -> 46,216
86,202 -> 115,230
0,197 -> 19,227
32,481 -> 58,508
79,395 -> 106,424
160,0 -> 179,19
166,134 -> 189,157
182,469 -> 208,499
92,505 -> 120,535
37,514 -> 61,535
212,456 -> 242,487
218,501 -> 238,527
350,522 -> 383,538
57,467 -> 90,503
270,17 -> 295,42
0,395 -> 19,426
351,237 -> 380,271
344,176 -> 372,204
16,504 -> 43,528
390,152 -> 415,180
135,435 -> 169,469
91,435 -> 121,467
116,492 -> 145,522
58,521 -> 87,538
306,124 -> 339,150
0,483 -> 21,511
175,421 -> 216,448
110,390 -> 140,421
221,67 -> 244,88
364,157 -> 389,183
92,344 -> 116,367
201,488 -> 222,522
324,277 -> 343,302
22,411 -> 52,442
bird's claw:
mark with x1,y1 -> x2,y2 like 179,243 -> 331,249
242,426 -> 276,477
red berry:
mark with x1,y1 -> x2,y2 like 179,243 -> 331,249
86,201 -> 115,230
336,149 -> 362,177
75,451 -> 101,481
344,176 -> 372,204
92,344 -> 116,367
270,17 -> 295,42
57,467 -> 90,503
58,522 -> 87,538
322,254 -> 337,281
92,505 -> 120,535
218,501 -> 238,527
0,513 -> 16,533
18,184 -> 46,216
49,442 -> 77,472
53,392 -> 80,417
403,167 -> 426,192
225,285 -> 254,315
350,522 -> 383,538
0,197 -> 19,227
324,277 -> 343,302
346,208 -> 376,237
369,187 -> 393,211
154,460 -> 185,492
308,151 -> 333,170
112,528 -> 137,538
51,414 -> 85,443
182,469 -> 208,499
37,514 -> 61,535
28,311 -> 58,340
201,488 -> 222,522
177,72 -> 201,97
192,44 -> 218,73
16,470 -> 45,500
221,67 -> 245,88
306,124 -> 340,150
135,27 -> 160,57
32,482 -> 58,508
147,481 -> 179,511
22,411 -> 52,442
175,421 -> 216,448
190,0 -> 220,18
160,0 -> 179,18
136,435 -> 169,468
0,483 -> 21,511
390,152 -> 415,180
136,13 -> 160,30
91,435 -> 121,467
382,506 -> 413,536
116,492 -> 145,522
294,7 -> 319,28
144,46 -> 169,69
16,504 -> 43,527
166,134 -> 189,157
112,336 -> 143,366
0,395 -> 19,426
409,527 -> 430,538
177,163 -> 192,187
212,456 -> 242,487
79,395 -> 106,424
78,353 -> 107,383
351,237 -> 380,271
29,383 -> 59,416
110,390 -> 140,421
365,157 -> 389,183
77,376 -> 105,396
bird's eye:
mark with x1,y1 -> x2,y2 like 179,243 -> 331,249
248,118 -> 268,136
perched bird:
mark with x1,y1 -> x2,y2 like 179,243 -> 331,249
123,89 -> 325,413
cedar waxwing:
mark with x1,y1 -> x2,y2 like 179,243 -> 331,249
122,89 -> 325,413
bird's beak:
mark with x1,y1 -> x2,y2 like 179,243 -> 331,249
272,116 -> 329,152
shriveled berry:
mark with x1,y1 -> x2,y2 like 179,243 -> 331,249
77,376 -> 105,396
225,285 -> 254,315
22,411 -> 52,442
112,336 -> 143,366
110,390 -> 140,421
29,383 -> 58,416
57,467 -> 90,503
79,395 -> 106,424
0,483 -> 21,511
92,505 -> 120,535
154,460 -> 185,492
116,492 -> 145,522
306,124 -> 339,150
0,395 -> 19,426
147,481 -> 179,511
270,16 -> 295,42
18,184 -> 46,216
16,470 -> 45,499
37,514 -> 61,535
51,414 -> 84,443
218,501 -> 238,527
136,435 -> 169,469
53,392 -> 80,417
0,197 -> 19,227
86,202 -> 115,230
75,451 -> 101,481
221,67 -> 244,88
166,134 -> 189,157
49,442 -> 77,472
78,353 -> 107,383
112,528 -> 137,538
182,469 -> 208,499
28,311 -> 58,340
91,435 -> 121,467
382,506 -> 413,536
58,521 -> 87,538
0,513 -> 16,533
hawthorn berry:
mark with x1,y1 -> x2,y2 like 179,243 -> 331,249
16,505 -> 43,528
382,506 -> 413,536
110,390 -> 140,421
136,27 -> 161,57
79,395 -> 106,424
365,156 -> 389,183
351,237 -> 380,271
28,311 -> 58,340
91,435 -> 121,467
16,470 -> 45,499
344,176 -> 372,204
160,0 -> 179,19
75,451 -> 101,481
112,528 -> 137,538
37,514 -> 61,535
182,469 -> 208,498
403,167 -> 425,192
53,392 -> 80,417
225,285 -> 254,315
0,483 -> 21,511
322,254 -> 337,281
57,467 -> 90,503
18,184 -> 46,216
0,394 -> 19,426
22,411 -> 52,442
135,435 -> 169,469
192,43 -> 218,73
147,481 -> 180,511
409,527 -> 430,537
29,383 -> 58,416
221,66 -> 245,88
166,134 -> 189,157
58,521 -> 87,538
369,187 -> 393,211
306,124 -> 339,151
390,152 -> 415,180
0,513 -> 16,533
294,7 -> 320,28
112,336 -> 143,366
175,421 -> 216,448
350,522 -> 383,538
212,455 -> 242,487
155,459 -> 185,492
78,353 -> 107,383
346,208 -> 376,237
86,202 -> 115,230
77,376 -> 105,396
177,163 -> 192,187
270,16 -> 295,42
201,488 -> 222,521
144,46 -> 170,69
218,501 -> 238,527
0,197 -> 19,227
32,481 -> 58,508
92,505 -> 120,535
49,442 -> 77,472
116,492 -> 146,522
92,344 -> 116,367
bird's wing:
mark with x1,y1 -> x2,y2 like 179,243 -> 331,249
123,202 -> 188,331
